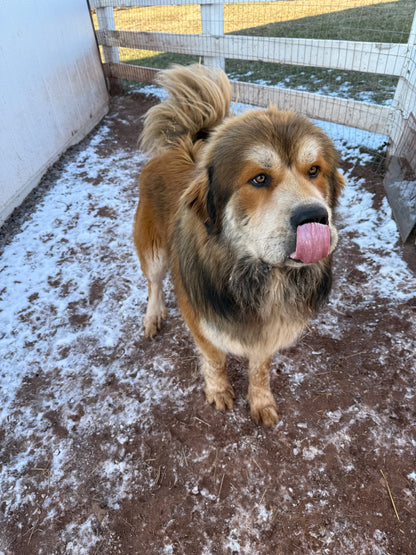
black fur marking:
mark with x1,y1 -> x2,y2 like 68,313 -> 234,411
285,261 -> 333,315
178,232 -> 273,323
194,129 -> 210,142
228,257 -> 272,315
177,231 -> 235,320
200,265 -> 236,320
311,262 -> 333,310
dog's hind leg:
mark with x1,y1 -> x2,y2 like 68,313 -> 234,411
140,247 -> 168,338
133,195 -> 169,338
247,357 -> 279,427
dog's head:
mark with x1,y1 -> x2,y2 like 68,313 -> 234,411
185,106 -> 345,267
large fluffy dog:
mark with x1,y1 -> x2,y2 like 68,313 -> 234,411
134,64 -> 344,426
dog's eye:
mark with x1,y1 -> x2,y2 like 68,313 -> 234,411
308,165 -> 320,178
249,173 -> 271,187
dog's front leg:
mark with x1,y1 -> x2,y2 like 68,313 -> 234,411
247,357 -> 279,427
184,317 -> 235,411
200,349 -> 235,412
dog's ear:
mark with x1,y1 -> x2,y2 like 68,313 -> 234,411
182,171 -> 209,223
205,166 -> 217,234
182,166 -> 220,233
330,170 -> 345,207
182,166 -> 222,234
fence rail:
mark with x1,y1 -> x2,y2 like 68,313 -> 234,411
96,30 -> 407,77
92,0 -> 416,240
103,60 -> 393,137
91,0 -> 300,6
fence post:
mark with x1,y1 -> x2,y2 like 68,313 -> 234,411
200,1 -> 225,70
388,8 -> 416,156
95,6 -> 123,94
384,7 -> 416,241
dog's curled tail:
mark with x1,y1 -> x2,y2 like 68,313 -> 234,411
140,64 -> 231,157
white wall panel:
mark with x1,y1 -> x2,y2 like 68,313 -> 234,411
0,0 -> 109,227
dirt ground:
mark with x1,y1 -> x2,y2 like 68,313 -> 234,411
0,93 -> 415,554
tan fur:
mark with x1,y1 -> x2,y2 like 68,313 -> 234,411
140,64 -> 231,158
134,64 -> 345,426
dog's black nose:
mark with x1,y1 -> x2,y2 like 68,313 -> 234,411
290,204 -> 329,229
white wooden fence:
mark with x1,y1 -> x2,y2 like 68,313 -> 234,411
90,0 -> 416,239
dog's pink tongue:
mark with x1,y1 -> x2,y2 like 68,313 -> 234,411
290,222 -> 330,264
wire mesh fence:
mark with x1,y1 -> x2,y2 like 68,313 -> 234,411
90,0 -> 416,239
92,0 -> 412,101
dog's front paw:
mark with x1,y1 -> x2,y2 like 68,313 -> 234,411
205,384 -> 235,411
250,404 -> 279,427
143,308 -> 167,338
248,390 -> 279,427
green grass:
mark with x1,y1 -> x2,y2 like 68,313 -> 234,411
234,0 -> 413,42
116,0 -> 414,105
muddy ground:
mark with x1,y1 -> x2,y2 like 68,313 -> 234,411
0,93 -> 415,554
